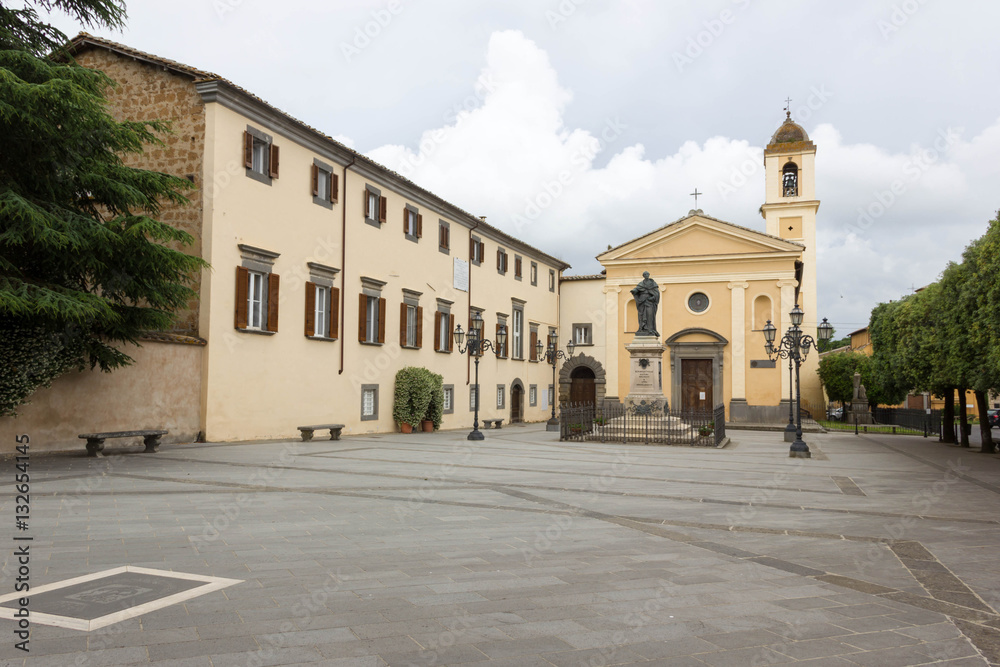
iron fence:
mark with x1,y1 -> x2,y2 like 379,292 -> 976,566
870,407 -> 941,436
560,402 -> 725,446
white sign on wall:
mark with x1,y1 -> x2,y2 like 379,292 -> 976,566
453,258 -> 469,292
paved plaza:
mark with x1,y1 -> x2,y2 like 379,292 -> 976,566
2,424 -> 1000,666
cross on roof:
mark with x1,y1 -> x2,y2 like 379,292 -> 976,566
690,188 -> 702,208
784,97 -> 792,119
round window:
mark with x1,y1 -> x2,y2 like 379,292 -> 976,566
688,292 -> 710,313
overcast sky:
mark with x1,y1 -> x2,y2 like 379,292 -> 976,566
38,0 -> 1000,334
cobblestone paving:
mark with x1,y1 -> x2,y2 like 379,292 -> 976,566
2,425 -> 999,665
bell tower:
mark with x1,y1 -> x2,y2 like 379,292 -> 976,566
761,109 -> 819,319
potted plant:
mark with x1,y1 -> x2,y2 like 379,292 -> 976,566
422,370 -> 444,432
698,424 -> 714,437
393,367 -> 430,433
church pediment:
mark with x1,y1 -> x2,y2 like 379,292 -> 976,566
598,212 -> 803,264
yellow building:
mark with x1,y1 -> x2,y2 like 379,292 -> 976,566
558,113 -> 825,421
1,36 -> 828,451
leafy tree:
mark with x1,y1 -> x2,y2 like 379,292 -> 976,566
867,300 -> 911,407
817,350 -> 869,405
0,0 -> 207,415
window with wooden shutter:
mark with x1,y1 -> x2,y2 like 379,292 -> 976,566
503,253 -> 509,273
304,281 -> 317,336
266,273 -> 280,332
330,173 -> 339,203
479,241 -> 485,261
403,208 -> 409,234
379,196 -> 387,223
434,311 -> 442,351
447,314 -> 455,352
416,214 -> 422,238
311,165 -> 319,196
358,293 -> 367,342
364,189 -> 372,219
497,249 -> 502,271
415,306 -> 423,348
496,323 -> 503,357
377,297 -> 386,343
243,132 -> 253,169
235,266 -> 249,329
399,302 -> 408,346
470,238 -> 476,260
330,288 -> 339,339
515,257 -> 522,278
530,331 -> 537,361
268,144 -> 279,178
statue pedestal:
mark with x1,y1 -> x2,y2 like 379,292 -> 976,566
624,336 -> 667,412
851,401 -> 873,424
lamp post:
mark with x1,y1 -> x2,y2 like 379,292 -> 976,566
453,312 -> 507,441
536,331 -> 576,431
763,306 -> 833,458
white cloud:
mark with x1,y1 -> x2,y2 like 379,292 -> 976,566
357,30 -> 999,333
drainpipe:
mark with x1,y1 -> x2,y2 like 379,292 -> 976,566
339,157 -> 356,375
467,216 -> 483,386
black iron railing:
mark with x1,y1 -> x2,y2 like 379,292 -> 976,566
560,402 -> 724,446
871,407 -> 941,436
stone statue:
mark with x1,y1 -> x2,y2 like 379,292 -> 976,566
852,372 -> 861,401
859,383 -> 867,401
631,271 -> 660,337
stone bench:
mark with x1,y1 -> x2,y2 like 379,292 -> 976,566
483,419 -> 504,429
297,424 -> 345,442
78,430 -> 168,457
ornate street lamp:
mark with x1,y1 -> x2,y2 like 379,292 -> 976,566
453,312 -> 507,441
763,308 -> 832,458
764,319 -> 797,441
536,331 -> 576,431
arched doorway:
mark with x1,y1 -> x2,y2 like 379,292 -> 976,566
570,366 -> 596,407
558,354 -> 607,408
510,384 -> 524,423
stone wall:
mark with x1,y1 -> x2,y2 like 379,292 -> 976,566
0,339 -> 204,454
74,49 -> 206,335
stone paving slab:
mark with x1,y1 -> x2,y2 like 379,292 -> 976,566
1,425 -> 999,665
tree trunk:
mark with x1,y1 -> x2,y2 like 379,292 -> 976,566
942,390 -> 955,443
975,390 -> 994,453
958,388 -> 970,447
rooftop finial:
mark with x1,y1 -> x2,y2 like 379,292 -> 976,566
784,97 -> 792,120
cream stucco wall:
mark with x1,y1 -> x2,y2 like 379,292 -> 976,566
199,103 -> 564,441
0,341 -> 203,454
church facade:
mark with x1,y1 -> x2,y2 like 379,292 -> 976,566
559,114 -> 824,422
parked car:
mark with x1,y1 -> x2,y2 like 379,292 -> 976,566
988,409 -> 1000,429
828,406 -> 844,421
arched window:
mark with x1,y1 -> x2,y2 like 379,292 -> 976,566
782,161 -> 798,197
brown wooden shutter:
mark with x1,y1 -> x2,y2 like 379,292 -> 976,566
469,238 -> 476,259
304,281 -> 317,336
330,173 -> 339,203
496,323 -> 501,356
444,226 -> 450,249
311,165 -> 319,196
364,189 -> 371,218
243,132 -> 253,168
266,273 -> 280,332
439,225 -> 444,247
403,207 -> 409,233
530,331 -> 537,361
399,302 -> 408,346
515,258 -> 522,277
329,288 -> 339,339
416,214 -> 423,238
448,314 -> 455,352
504,329 -> 509,358
504,253 -> 509,273
235,266 -> 249,329
497,249 -> 502,270
415,306 -> 423,348
379,196 -> 387,223
479,241 -> 485,260
434,311 -> 442,351
377,297 -> 386,343
358,293 -> 367,342
269,144 -> 279,178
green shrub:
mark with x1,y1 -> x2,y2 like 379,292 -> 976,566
393,367 -> 444,430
